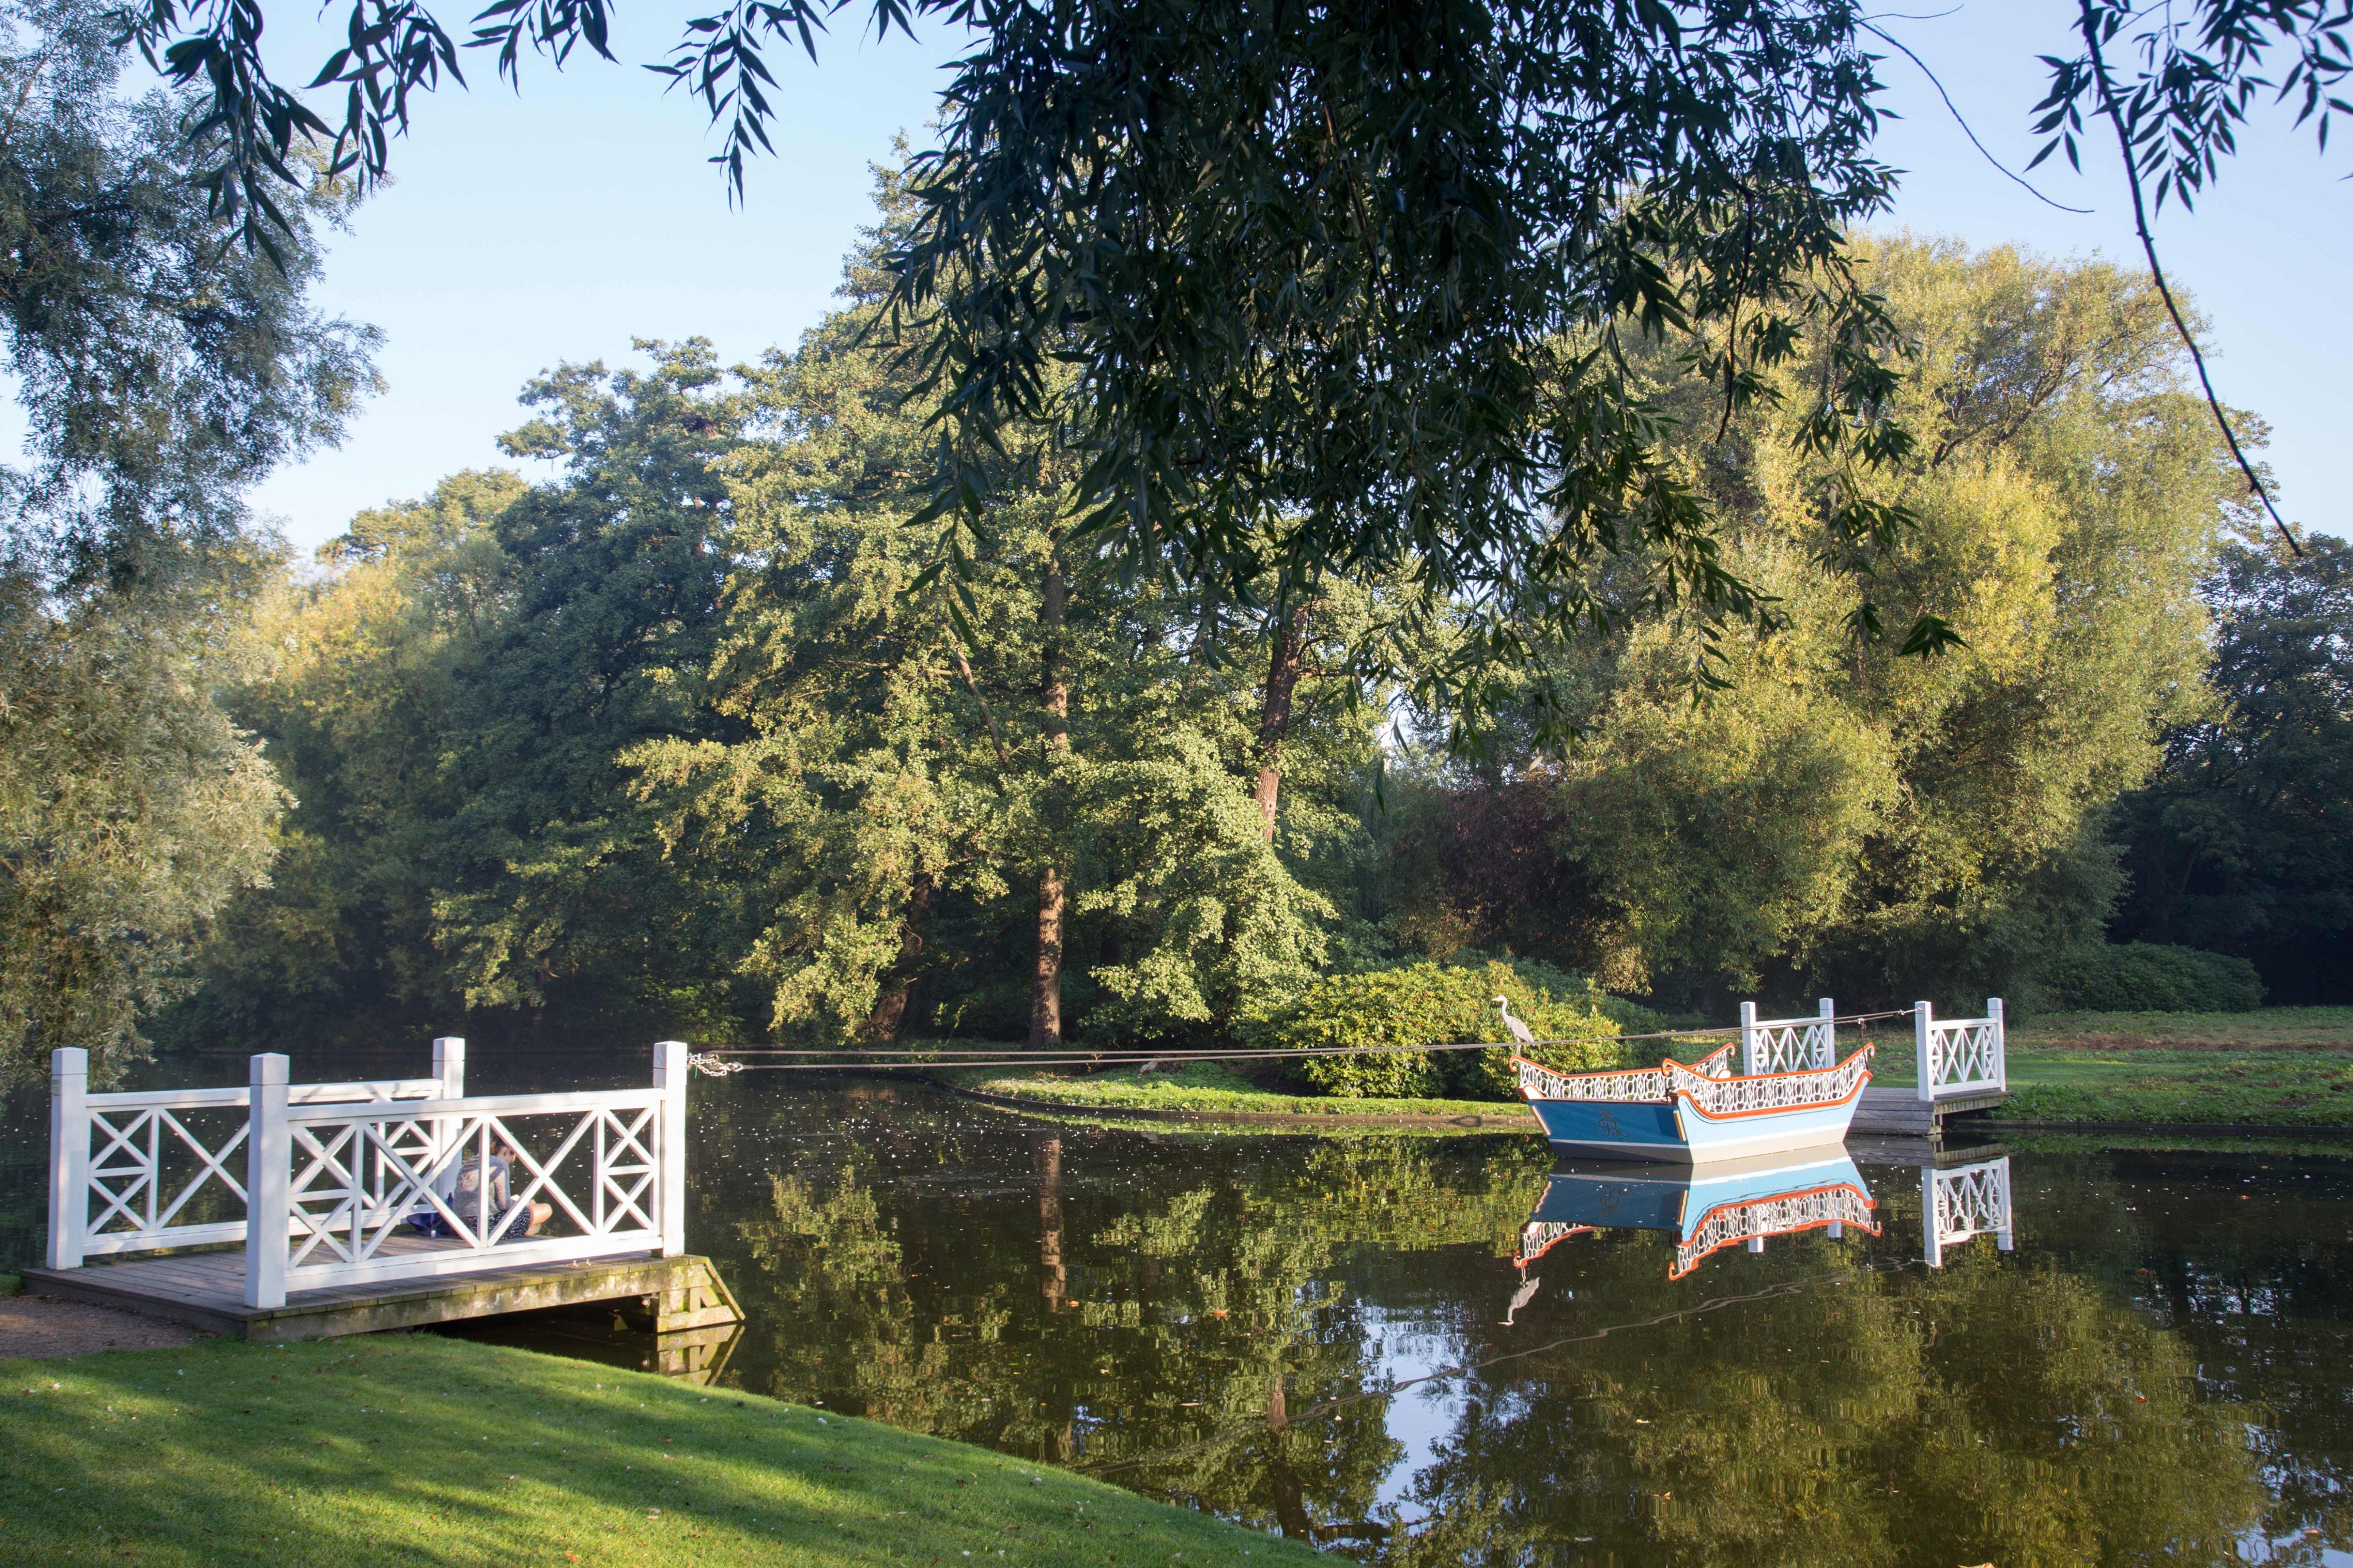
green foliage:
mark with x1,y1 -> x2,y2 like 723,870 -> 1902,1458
123,0 -> 1968,745
2111,538 -> 2353,1002
1379,237 -> 2242,1011
1254,959 -> 1620,1101
0,559 -> 288,1085
2034,943 -> 2265,1014
0,0 -> 376,1084
192,177 -> 1380,1052
0,0 -> 376,566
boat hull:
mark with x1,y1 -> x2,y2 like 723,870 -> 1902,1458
1526,1084 -> 1865,1163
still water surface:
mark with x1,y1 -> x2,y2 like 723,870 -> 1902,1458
7,1046 -> 2353,1565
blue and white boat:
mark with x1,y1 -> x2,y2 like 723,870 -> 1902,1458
1511,1040 -> 1874,1162
1513,1146 -> 1880,1279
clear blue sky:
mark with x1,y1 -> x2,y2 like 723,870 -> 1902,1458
234,0 -> 2348,553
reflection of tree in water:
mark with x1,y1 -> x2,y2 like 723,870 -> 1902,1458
1388,1246 -> 2265,1567
706,1094 -> 2289,1567
730,1127 -> 1550,1541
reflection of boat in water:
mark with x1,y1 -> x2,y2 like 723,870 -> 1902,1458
1512,1040 -> 1874,1161
1515,1146 -> 1880,1279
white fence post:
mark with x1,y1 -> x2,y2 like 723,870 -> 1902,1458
244,1053 -> 290,1310
1738,1001 -> 1760,1076
1987,998 -> 2007,1092
654,1041 -> 688,1258
1815,998 -> 1836,1068
46,1048 -> 88,1270
432,1037 -> 465,1200
1914,1001 -> 1935,1103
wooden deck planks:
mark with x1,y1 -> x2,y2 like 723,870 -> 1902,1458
1851,1085 -> 2010,1137
20,1252 -> 743,1345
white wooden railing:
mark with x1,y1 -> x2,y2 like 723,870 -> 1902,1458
47,1039 -> 688,1309
1923,1155 -> 2014,1266
1739,998 -> 1836,1075
1915,998 -> 2006,1103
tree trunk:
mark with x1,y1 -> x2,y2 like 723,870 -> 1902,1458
1252,598 -> 1313,842
863,872 -> 933,1041
1031,545 -> 1070,1047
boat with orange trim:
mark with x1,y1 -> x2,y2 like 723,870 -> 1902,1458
1509,1040 -> 1874,1162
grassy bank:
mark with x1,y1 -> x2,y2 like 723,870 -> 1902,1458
1,1333 -> 1313,1567
957,1012 -> 2353,1131
2009,1006 -> 2353,1051
951,1061 -> 1531,1122
1985,1049 -> 2353,1126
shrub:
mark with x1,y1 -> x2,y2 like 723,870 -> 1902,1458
2034,943 -> 2266,1013
1253,960 -> 1622,1100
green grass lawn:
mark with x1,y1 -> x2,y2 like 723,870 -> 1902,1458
0,1333 -> 1314,1568
1849,1008 -> 2353,1126
2010,1006 -> 2353,1050
1983,1048 -> 2353,1126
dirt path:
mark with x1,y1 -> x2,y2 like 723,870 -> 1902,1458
0,1293 -> 202,1360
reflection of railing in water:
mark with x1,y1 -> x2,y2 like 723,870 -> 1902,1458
1923,1155 -> 2014,1266
1671,1181 -> 1881,1278
1512,1219 -> 1594,1269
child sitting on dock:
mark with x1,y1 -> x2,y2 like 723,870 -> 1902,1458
413,1141 -> 554,1242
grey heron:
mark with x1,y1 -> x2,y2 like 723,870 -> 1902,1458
1494,995 -> 1536,1046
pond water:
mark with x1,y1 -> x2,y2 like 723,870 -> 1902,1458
8,1049 -> 2353,1565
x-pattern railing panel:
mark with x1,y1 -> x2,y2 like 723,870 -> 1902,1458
1745,1021 -> 1834,1075
81,1104 -> 252,1254
1927,1019 -> 2004,1095
279,1093 -> 666,1290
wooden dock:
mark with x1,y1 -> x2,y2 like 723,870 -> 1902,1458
21,1247 -> 741,1345
1851,1085 -> 2009,1137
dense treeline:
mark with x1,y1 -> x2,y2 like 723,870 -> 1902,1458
10,147 -> 2347,1083
1371,236 -> 2274,1014
165,219 -> 2334,1066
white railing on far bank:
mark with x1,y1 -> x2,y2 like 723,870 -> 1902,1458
1738,998 -> 1838,1075
47,1039 -> 688,1309
1914,999 -> 2006,1103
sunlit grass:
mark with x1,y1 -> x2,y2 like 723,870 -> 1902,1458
1,1334 -> 1313,1567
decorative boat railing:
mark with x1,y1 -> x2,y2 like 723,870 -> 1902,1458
1511,1041 -> 1734,1104
1671,1180 -> 1880,1278
1665,1045 -> 1873,1118
1512,1219 -> 1594,1268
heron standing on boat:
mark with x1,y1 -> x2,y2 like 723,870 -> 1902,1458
1495,995 -> 1536,1047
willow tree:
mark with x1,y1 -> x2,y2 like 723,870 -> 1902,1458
0,0 -> 378,1086
1378,237 -> 2246,1007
